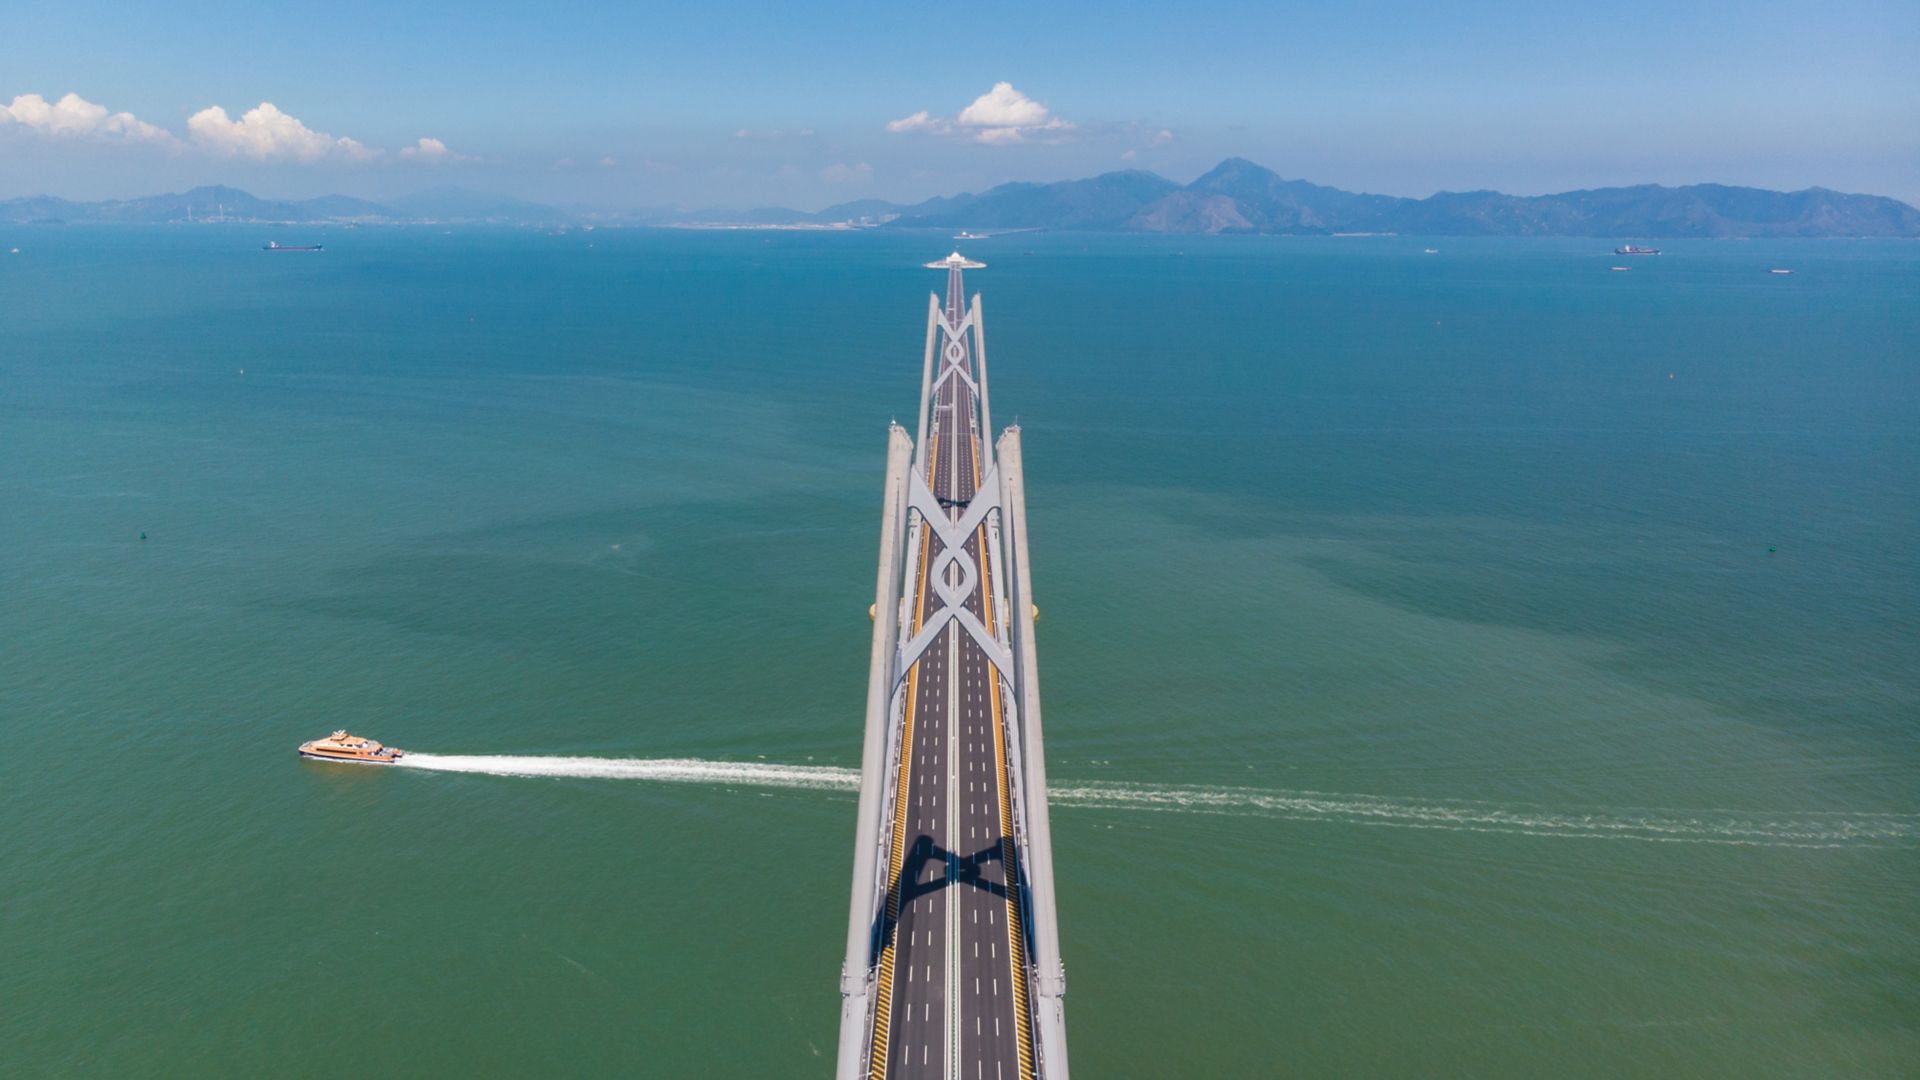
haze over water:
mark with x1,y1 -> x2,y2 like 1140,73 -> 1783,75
2,228 -> 1915,1076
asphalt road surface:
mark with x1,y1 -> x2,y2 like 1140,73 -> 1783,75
871,279 -> 1035,1080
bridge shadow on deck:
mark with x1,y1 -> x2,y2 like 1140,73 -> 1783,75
866,833 -> 1019,966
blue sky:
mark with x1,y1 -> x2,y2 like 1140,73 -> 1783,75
2,0 -> 1915,207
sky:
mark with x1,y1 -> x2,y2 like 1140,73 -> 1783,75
2,0 -> 1916,209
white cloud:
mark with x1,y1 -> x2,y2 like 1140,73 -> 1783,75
887,83 -> 1073,144
398,136 -> 471,164
7,90 -> 473,168
188,102 -> 377,163
0,92 -> 173,144
884,110 -> 939,134
820,161 -> 874,183
956,83 -> 1053,128
599,155 -> 617,167
973,126 -> 1030,145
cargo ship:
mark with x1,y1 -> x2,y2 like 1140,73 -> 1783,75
264,241 -> 324,252
298,730 -> 402,765
1614,244 -> 1660,256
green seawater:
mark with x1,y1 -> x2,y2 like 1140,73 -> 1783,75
2,228 -> 1916,1077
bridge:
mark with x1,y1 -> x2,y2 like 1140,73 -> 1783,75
837,254 -> 1069,1079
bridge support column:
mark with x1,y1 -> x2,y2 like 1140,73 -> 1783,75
837,423 -> 914,1079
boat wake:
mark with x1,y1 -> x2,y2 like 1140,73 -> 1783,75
393,753 -> 1913,848
396,753 -> 859,791
1049,782 -> 1917,848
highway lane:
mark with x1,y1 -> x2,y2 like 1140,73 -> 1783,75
871,277 -> 1034,1080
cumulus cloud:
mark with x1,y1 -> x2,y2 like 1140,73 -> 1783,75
957,83 -> 1054,128
187,102 -> 378,163
6,89 -> 465,168
397,136 -> 472,163
819,161 -> 874,183
0,92 -> 174,144
885,110 -> 938,134
886,83 -> 1073,144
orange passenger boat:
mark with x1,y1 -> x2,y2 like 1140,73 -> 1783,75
298,730 -> 403,765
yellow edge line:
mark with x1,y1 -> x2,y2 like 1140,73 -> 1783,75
982,532 -> 1035,1080
869,428 -> 937,1080
972,428 -> 1037,1080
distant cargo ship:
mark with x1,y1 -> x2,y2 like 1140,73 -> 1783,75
264,241 -> 324,252
1614,244 -> 1660,255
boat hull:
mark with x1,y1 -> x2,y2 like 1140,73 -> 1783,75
298,749 -> 401,765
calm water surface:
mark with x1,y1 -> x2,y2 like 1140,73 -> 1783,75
2,228 -> 1915,1076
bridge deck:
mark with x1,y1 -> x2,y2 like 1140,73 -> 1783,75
868,285 -> 1036,1080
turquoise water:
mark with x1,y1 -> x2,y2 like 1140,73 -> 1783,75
2,228 -> 1915,1076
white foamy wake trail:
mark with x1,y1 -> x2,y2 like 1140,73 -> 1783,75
396,753 -> 860,791
1050,782 -> 1918,848
394,753 -> 1914,848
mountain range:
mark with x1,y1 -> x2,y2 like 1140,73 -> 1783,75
814,159 -> 1920,238
0,185 -> 567,226
5,161 -> 1917,237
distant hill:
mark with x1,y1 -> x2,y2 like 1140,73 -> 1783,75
811,158 -> 1920,238
0,185 -> 566,225
806,171 -> 1183,231
382,186 -> 570,224
886,171 -> 1183,231
292,193 -> 394,221
5,164 -> 1915,236
1360,179 -> 1920,238
0,195 -> 89,224
808,197 -> 912,224
0,185 -> 393,224
1140,158 -> 1406,233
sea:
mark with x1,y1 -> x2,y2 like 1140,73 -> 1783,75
2,227 -> 1915,1077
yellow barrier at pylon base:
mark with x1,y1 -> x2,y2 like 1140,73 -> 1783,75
869,603 -> 877,622
1032,605 -> 1040,622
